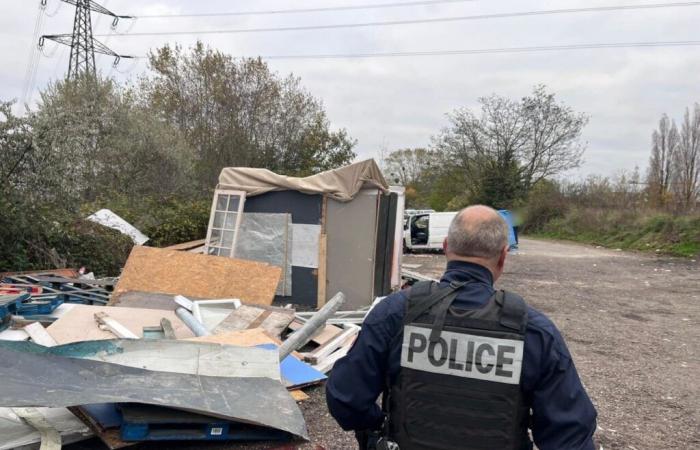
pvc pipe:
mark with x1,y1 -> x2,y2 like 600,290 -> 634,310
278,292 -> 346,361
175,307 -> 210,337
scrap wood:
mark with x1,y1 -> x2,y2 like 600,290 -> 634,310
68,406 -> 133,450
187,328 -> 303,359
11,407 -> 61,450
0,407 -> 92,450
279,292 -> 346,361
310,325 -> 360,361
302,325 -> 360,365
0,268 -> 79,279
95,312 -> 139,339
164,238 -> 207,251
0,346 -> 309,440
46,304 -> 194,345
214,304 -> 295,338
23,322 -> 57,347
290,390 -> 309,402
112,246 -> 281,306
288,319 -> 343,347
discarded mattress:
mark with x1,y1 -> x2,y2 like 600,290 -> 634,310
0,339 -> 281,380
0,346 -> 308,440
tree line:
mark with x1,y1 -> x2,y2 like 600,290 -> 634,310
383,88 -> 699,214
0,42 -> 356,273
382,85 -> 588,210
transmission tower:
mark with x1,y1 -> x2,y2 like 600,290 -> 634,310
39,0 -> 133,79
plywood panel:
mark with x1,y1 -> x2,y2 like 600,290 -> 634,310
46,305 -> 194,344
112,246 -> 280,306
326,190 -> 380,309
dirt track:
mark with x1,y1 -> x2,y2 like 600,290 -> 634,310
406,238 -> 700,449
67,238 -> 699,450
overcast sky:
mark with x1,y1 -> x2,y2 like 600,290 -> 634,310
3,0 -> 699,178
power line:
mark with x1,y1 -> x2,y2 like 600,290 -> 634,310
122,39 -> 700,60
135,0 -> 479,19
255,40 -> 700,60
101,2 -> 700,37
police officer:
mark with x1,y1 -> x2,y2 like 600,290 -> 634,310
326,205 -> 597,450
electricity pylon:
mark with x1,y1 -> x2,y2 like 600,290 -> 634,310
39,0 -> 133,79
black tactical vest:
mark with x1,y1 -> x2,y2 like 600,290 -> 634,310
386,281 -> 531,450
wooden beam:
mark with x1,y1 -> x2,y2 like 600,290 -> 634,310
23,322 -> 57,347
94,312 -> 139,339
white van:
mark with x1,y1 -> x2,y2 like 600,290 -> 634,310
403,211 -> 457,253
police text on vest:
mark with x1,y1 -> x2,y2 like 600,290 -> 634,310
400,325 -> 524,384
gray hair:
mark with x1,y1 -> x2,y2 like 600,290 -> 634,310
447,206 -> 509,260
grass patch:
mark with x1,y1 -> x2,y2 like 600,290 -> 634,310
528,209 -> 700,258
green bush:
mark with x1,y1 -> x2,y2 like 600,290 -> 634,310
530,207 -> 700,257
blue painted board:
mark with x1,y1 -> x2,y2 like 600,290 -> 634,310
256,343 -> 327,388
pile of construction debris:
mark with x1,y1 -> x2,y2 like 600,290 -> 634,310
0,246 -> 369,450
0,160 -> 410,449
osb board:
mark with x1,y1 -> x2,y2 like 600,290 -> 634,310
112,246 -> 281,306
187,328 -> 281,347
290,390 -> 309,402
187,329 -> 302,359
46,304 -> 194,345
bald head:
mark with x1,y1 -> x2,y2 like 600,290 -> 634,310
446,205 -> 509,264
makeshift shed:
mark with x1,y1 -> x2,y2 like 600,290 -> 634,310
209,160 -> 404,310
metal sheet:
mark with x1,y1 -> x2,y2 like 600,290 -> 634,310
0,340 -> 280,380
291,224 -> 321,269
235,213 -> 293,296
0,407 -> 92,450
0,346 -> 308,440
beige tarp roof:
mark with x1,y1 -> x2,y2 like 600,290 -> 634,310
218,159 -> 389,202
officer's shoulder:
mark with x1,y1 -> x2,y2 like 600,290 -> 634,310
523,304 -> 572,360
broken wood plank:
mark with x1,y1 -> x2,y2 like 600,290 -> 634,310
94,312 -> 139,339
11,407 -> 62,450
213,304 -> 295,338
112,246 -> 281,306
290,390 -> 309,402
312,338 -> 355,374
47,305 -> 193,345
310,324 -> 360,362
288,320 -> 343,347
23,323 -> 57,347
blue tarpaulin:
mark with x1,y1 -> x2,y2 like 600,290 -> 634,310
497,210 -> 518,249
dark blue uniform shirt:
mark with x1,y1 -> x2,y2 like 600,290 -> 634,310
327,261 -> 597,450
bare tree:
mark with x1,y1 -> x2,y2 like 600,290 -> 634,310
673,104 -> 700,209
647,114 -> 680,205
433,85 -> 588,206
382,148 -> 437,185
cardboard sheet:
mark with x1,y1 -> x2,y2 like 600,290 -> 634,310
46,304 -> 194,344
112,246 -> 281,306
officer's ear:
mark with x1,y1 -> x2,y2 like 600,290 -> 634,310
442,238 -> 448,254
497,245 -> 508,270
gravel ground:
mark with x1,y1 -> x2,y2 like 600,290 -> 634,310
404,238 -> 700,449
66,237 -> 699,449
